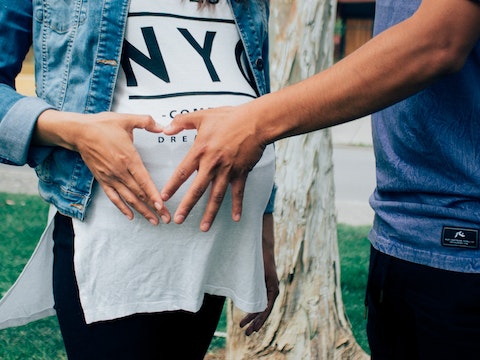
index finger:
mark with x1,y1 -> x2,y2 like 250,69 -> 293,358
127,160 -> 171,223
160,150 -> 201,221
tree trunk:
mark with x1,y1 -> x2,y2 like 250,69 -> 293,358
226,1 -> 369,359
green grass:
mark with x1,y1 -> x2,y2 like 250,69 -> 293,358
0,192 -> 370,357
337,223 -> 371,354
0,193 -> 66,359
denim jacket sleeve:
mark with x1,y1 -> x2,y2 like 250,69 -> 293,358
230,0 -> 275,214
0,0 -> 54,167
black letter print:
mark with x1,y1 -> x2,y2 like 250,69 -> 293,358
178,28 -> 220,82
121,26 -> 170,86
235,40 -> 259,96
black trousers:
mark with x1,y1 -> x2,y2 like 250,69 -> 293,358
366,246 -> 480,360
52,213 -> 225,360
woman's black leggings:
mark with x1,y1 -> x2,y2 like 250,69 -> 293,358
52,213 -> 225,360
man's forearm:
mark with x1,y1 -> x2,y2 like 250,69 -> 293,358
159,0 -> 480,229
252,0 -> 480,146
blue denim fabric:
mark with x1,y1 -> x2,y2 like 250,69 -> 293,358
0,0 -> 272,219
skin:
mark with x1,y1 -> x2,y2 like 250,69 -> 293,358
33,110 -> 279,333
160,0 -> 480,231
242,213 -> 279,335
33,110 -> 171,225
30,0 -> 478,335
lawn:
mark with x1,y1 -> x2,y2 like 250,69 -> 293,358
0,192 -> 370,358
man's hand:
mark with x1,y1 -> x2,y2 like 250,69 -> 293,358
240,214 -> 279,335
161,105 -> 267,231
34,110 -> 171,225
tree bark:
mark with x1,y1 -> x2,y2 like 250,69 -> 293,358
226,1 -> 369,359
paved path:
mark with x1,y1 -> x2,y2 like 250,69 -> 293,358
333,145 -> 375,226
0,163 -> 38,195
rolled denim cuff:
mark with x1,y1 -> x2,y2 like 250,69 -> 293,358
0,95 -> 54,166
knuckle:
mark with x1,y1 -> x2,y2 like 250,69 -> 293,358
137,191 -> 146,202
128,168 -> 137,178
211,191 -> 225,204
232,186 -> 245,197
175,167 -> 189,181
142,114 -> 155,125
136,177 -> 148,190
121,192 -> 137,207
191,185 -> 207,199
213,154 -> 232,169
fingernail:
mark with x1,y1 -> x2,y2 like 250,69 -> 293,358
149,218 -> 158,225
233,213 -> 241,222
174,214 -> 185,224
200,221 -> 211,232
161,215 -> 170,224
154,202 -> 163,211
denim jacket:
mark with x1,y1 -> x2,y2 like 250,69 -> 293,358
0,0 -> 271,220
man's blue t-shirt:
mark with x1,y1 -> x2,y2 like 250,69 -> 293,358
369,0 -> 480,272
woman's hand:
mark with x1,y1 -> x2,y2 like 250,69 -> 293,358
34,110 -> 171,225
240,213 -> 279,336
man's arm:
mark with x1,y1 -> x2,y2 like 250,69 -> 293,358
161,0 -> 480,231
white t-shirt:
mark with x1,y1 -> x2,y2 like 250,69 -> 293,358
71,0 -> 275,324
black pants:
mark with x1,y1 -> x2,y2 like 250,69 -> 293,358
366,246 -> 480,360
52,213 -> 225,360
